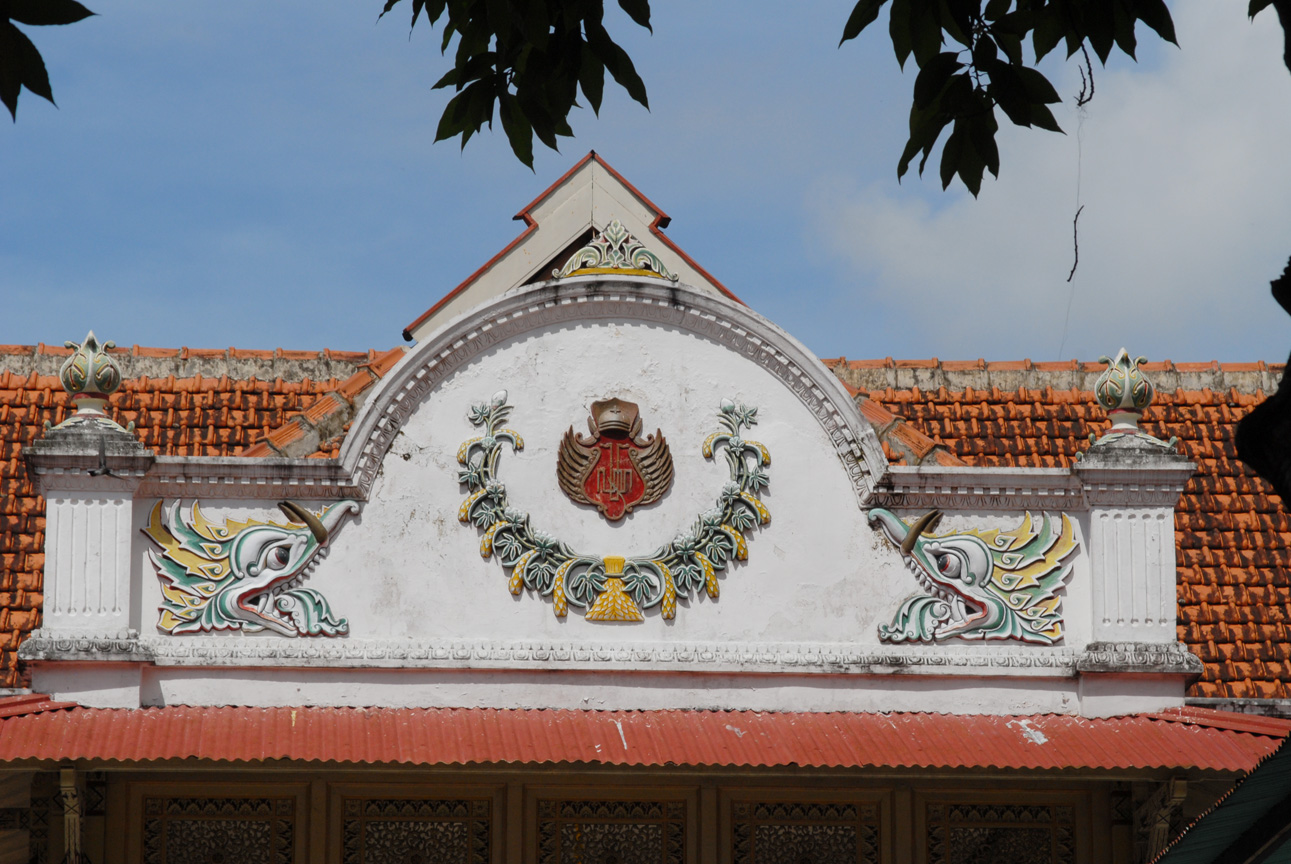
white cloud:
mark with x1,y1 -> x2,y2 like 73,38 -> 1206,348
811,0 -> 1291,362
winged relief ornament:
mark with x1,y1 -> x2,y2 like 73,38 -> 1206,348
557,398 -> 674,521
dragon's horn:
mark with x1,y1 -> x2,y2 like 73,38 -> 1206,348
278,500 -> 328,544
900,509 -> 943,556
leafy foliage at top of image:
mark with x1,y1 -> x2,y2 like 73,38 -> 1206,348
840,0 -> 1176,196
1,0 -> 94,120
380,0 -> 652,169
10,0 -> 1291,195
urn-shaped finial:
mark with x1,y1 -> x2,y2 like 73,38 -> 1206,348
1094,348 -> 1153,432
49,331 -> 133,433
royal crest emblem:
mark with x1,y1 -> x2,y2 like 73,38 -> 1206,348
557,398 -> 674,521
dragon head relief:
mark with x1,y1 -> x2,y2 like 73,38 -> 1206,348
145,499 -> 360,637
869,508 -> 1079,645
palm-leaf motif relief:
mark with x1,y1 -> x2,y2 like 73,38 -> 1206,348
459,391 -> 769,621
553,219 -> 679,281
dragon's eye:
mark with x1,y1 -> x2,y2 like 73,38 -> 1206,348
266,545 -> 292,570
936,553 -> 961,579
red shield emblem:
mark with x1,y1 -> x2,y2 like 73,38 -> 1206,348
558,398 -> 674,521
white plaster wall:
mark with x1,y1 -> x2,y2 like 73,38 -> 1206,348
321,319 -> 895,644
136,666 -> 1085,715
1089,507 -> 1178,642
134,319 -> 1087,656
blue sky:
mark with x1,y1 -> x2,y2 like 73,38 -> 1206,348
3,1 -> 1290,363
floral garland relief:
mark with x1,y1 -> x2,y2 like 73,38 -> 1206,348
457,392 -> 771,621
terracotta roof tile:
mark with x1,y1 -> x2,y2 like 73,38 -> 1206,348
0,359 -> 361,687
238,347 -> 403,458
1,353 -> 1287,704
853,366 -> 1291,702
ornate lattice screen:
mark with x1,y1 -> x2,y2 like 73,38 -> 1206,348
141,797 -> 296,864
536,798 -> 687,864
926,803 -> 1075,864
341,797 -> 492,864
732,800 -> 880,864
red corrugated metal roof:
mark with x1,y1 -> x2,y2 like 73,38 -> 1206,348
0,706 -> 1284,771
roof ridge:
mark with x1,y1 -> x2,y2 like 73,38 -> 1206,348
0,344 -> 380,383
241,347 -> 405,458
823,357 -> 1283,396
853,394 -> 965,467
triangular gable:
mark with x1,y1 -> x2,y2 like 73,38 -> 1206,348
402,151 -> 741,342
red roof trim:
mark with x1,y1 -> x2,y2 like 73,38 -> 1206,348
0,693 -> 78,719
1148,706 -> 1291,737
512,150 -> 602,223
0,708 -> 1281,772
402,152 -> 741,341
581,154 -> 742,306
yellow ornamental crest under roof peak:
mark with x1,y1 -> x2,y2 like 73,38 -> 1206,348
554,218 -> 679,281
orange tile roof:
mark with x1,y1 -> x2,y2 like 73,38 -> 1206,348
2,353 -> 1288,705
240,347 -> 403,458
821,358 -> 1290,702
0,347 -> 391,688
0,702 -> 1284,772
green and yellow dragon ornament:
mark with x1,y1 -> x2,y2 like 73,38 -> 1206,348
869,508 -> 1079,644
146,499 -> 359,637
457,391 -> 770,622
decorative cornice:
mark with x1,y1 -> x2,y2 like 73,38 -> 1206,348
872,466 -> 1082,510
138,455 -> 353,499
19,632 -> 1202,678
24,428 -> 155,494
872,463 -> 1196,510
339,278 -> 889,507
1073,460 -> 1195,507
1076,642 -> 1203,675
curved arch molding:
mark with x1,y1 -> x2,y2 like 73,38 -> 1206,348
339,278 -> 889,504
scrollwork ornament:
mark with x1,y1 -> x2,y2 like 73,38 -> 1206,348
553,219 -> 679,281
458,392 -> 770,621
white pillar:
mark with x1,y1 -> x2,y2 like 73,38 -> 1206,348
25,431 -> 152,637
1078,466 -> 1191,644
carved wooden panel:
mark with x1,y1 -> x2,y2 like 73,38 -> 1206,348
927,803 -> 1074,864
141,797 -> 295,864
731,800 -> 879,864
27,776 -> 57,864
341,798 -> 491,864
537,799 -> 686,864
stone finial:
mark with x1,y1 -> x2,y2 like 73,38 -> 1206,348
47,331 -> 134,434
1080,348 -> 1178,456
1094,348 -> 1153,433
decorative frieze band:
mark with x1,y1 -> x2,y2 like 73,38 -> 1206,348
19,631 -> 1201,677
872,466 -> 1083,510
138,457 -> 352,499
1076,641 -> 1202,675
